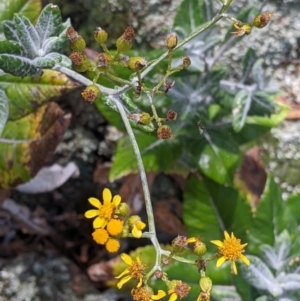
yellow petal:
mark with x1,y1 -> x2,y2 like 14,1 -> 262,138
187,237 -> 197,243
88,197 -> 101,208
113,194 -> 122,206
152,290 -> 167,300
103,188 -> 112,204
231,261 -> 238,275
117,275 -> 132,289
136,221 -> 146,230
137,276 -> 143,288
121,253 -> 133,265
115,268 -> 130,279
241,243 -> 248,248
210,240 -> 223,247
93,216 -> 106,228
224,231 -> 230,239
84,209 -> 99,218
216,256 -> 226,267
132,226 -> 142,238
168,292 -> 178,301
230,232 -> 236,239
239,254 -> 250,266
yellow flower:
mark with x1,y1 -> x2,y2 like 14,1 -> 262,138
168,280 -> 191,301
85,188 -> 121,229
107,218 -> 124,236
105,238 -> 120,253
91,228 -> 120,252
210,231 -> 250,275
131,287 -> 166,301
116,253 -> 146,289
92,228 -> 109,244
129,215 -> 146,238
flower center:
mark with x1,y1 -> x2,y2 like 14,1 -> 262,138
129,261 -> 145,280
99,203 -> 114,219
220,237 -> 244,260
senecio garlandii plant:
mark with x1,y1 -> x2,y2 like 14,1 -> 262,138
3,0 -> 299,301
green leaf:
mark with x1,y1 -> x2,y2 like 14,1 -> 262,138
240,255 -> 278,294
0,40 -> 24,54
0,69 -> 81,120
0,0 -> 41,40
35,4 -> 62,44
246,101 -> 288,128
12,14 -> 40,58
183,175 -> 251,240
241,48 -> 257,83
198,128 -> 241,185
0,53 -> 41,77
0,102 -> 70,188
247,176 -> 289,254
232,90 -> 252,133
285,194 -> 300,226
109,131 -> 183,181
173,0 -> 208,37
0,88 -> 9,136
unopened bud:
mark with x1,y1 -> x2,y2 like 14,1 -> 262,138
166,32 -> 178,50
231,23 -> 252,37
193,241 -> 207,257
252,12 -> 273,28
97,52 -> 112,70
127,57 -> 147,72
199,277 -> 212,293
181,56 -> 191,68
66,26 -> 79,42
166,109 -> 177,121
81,84 -> 101,103
116,26 -> 135,52
70,35 -> 86,52
69,51 -> 85,65
157,125 -> 173,139
94,27 -> 108,44
155,270 -> 163,279
118,203 -> 129,217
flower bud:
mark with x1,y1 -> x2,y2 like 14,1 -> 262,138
199,277 -> 212,293
69,52 -> 91,72
70,35 -> 86,52
252,12 -> 273,28
66,26 -> 79,42
181,56 -> 191,68
116,26 -> 135,52
166,109 -> 177,121
69,51 -> 85,65
97,52 -> 112,70
231,23 -> 252,37
118,202 -> 129,217
94,27 -> 108,44
81,84 -> 101,103
193,241 -> 207,257
157,125 -> 173,139
166,32 -> 178,50
128,215 -> 140,226
127,57 -> 147,72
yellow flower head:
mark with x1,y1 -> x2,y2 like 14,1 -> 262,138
129,215 -> 146,238
168,280 -> 191,301
107,218 -> 124,236
85,188 -> 122,229
131,287 -> 166,301
105,237 -> 120,253
116,253 -> 146,289
210,231 -> 250,275
92,228 -> 109,245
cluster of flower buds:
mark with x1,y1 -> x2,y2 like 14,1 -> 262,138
68,26 -> 192,139
231,12 -> 273,37
85,188 -> 146,253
